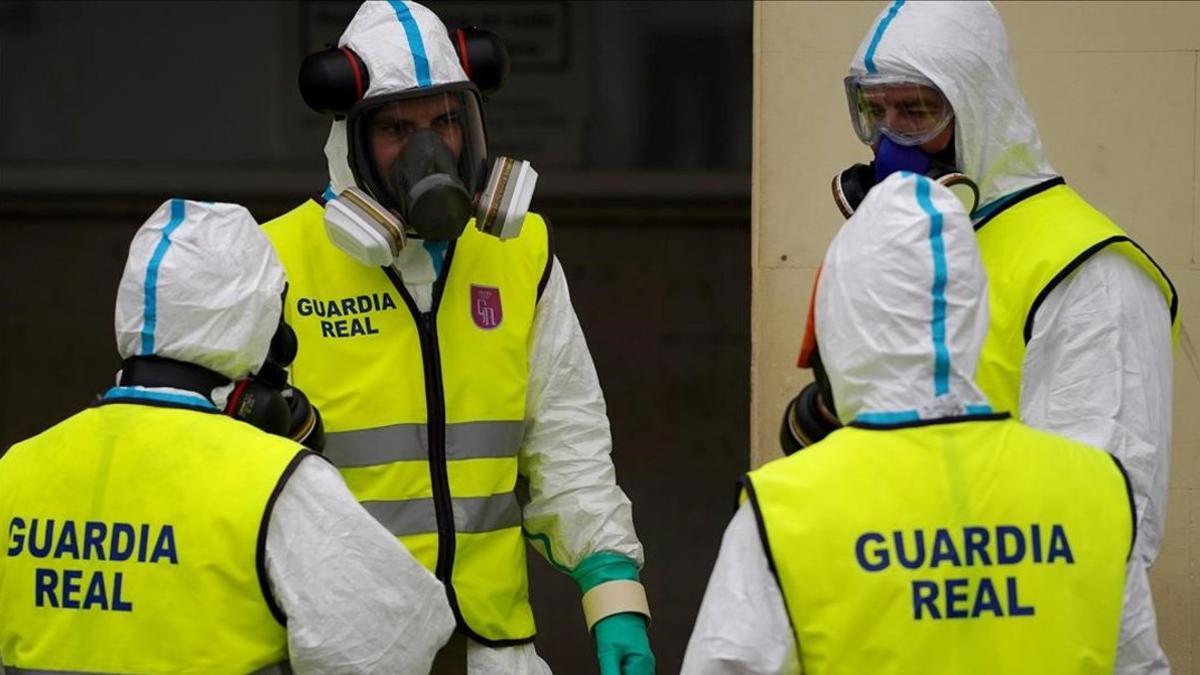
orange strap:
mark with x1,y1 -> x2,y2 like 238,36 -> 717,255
796,265 -> 822,368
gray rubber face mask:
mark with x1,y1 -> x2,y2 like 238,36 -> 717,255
386,129 -> 475,242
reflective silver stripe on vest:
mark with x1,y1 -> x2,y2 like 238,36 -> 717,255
3,664 -> 291,675
325,421 -> 524,467
362,493 -> 522,536
325,423 -> 426,466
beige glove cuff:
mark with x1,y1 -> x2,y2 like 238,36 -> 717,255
581,579 -> 651,631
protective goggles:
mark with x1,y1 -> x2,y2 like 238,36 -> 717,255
844,74 -> 953,147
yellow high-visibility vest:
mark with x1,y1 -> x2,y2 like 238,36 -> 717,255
746,416 -> 1132,675
975,181 -> 1178,413
0,401 -> 305,674
263,199 -> 550,644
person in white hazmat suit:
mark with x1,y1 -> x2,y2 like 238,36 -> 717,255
682,173 -> 1137,674
262,2 -> 653,674
0,200 -> 454,673
780,3 -> 1177,672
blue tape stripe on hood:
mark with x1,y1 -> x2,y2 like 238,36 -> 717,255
388,1 -> 432,88
864,0 -> 905,74
914,176 -> 951,396
140,199 -> 187,355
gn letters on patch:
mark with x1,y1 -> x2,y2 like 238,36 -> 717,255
471,285 -> 503,329
7,517 -> 180,612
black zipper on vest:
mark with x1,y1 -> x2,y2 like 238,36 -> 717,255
383,245 -> 458,583
382,245 -> 535,647
418,309 -> 456,582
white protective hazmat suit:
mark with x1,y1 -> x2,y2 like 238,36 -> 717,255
317,3 -> 644,672
683,172 -> 1132,673
843,3 -> 1172,672
114,199 -> 455,673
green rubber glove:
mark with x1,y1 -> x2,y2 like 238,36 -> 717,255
571,552 -> 655,675
593,612 -> 655,675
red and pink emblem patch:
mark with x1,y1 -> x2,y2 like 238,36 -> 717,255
470,284 -> 503,330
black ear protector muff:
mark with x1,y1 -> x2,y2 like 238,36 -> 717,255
298,27 -> 510,116
224,321 -> 326,453
299,47 -> 370,116
223,322 -> 294,438
451,27 -> 509,96
118,321 -> 325,452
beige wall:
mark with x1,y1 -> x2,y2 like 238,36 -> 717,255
753,1 -> 1200,669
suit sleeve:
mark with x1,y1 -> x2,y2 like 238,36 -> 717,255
1020,249 -> 1172,674
264,456 -> 455,674
519,257 -> 644,571
681,502 -> 800,675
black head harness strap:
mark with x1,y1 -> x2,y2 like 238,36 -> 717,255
119,356 -> 231,400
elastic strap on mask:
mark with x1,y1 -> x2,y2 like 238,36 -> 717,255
119,356 -> 230,396
935,172 -> 979,218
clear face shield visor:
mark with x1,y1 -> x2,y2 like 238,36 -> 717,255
844,74 -> 953,147
347,85 -> 489,211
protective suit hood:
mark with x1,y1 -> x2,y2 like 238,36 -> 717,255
850,1 -> 1058,209
115,199 -> 286,381
816,172 -> 991,423
325,1 -> 469,195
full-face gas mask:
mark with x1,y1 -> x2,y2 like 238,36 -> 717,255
832,73 -> 978,219
350,85 -> 488,242
298,27 -> 538,267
